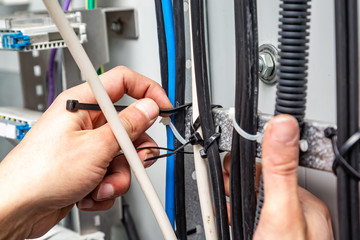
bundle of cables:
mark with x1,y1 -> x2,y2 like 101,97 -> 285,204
190,0 -> 230,239
154,0 -> 187,238
231,0 -> 259,239
334,0 -> 360,239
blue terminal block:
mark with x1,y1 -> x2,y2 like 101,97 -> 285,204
16,123 -> 31,140
2,32 -> 30,50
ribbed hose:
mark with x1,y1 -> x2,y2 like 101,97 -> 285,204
275,0 -> 311,127
255,0 -> 311,230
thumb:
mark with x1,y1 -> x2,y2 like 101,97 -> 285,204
261,114 -> 301,219
89,98 -> 160,155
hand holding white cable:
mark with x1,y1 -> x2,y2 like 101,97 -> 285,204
41,1 -> 176,239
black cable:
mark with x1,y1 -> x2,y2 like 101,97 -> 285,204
190,1 -> 230,239
346,1 -> 360,238
334,0 -> 351,239
114,146 -> 193,160
173,0 -> 187,239
256,0 -> 311,232
145,141 -> 191,162
122,203 -> 140,240
154,0 -> 169,95
231,0 -> 259,238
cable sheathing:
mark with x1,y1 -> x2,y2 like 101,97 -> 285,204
162,0 -> 177,229
173,0 -> 187,237
190,0 -> 230,239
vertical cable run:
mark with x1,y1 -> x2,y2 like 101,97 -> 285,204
346,1 -> 360,238
154,0 -> 169,95
162,0 -> 176,229
232,0 -> 259,238
173,0 -> 187,239
190,1 -> 230,239
334,0 -> 351,239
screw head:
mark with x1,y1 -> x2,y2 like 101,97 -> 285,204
110,20 -> 123,33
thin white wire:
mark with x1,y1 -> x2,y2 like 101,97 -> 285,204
189,1 -> 218,239
41,1 -> 176,239
160,117 -> 187,145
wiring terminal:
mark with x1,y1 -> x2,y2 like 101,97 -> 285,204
0,12 -> 87,51
0,107 -> 42,140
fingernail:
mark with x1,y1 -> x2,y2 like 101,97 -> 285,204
269,115 -> 298,143
78,198 -> 94,209
135,98 -> 159,121
97,183 -> 114,200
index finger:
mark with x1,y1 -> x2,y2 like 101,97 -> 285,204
64,66 -> 173,110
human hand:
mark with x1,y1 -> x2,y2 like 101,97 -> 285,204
223,115 -> 334,240
0,66 -> 172,239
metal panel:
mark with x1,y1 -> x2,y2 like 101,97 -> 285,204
18,50 -> 49,111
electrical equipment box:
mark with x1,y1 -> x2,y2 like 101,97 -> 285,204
0,12 -> 87,51
0,107 -> 41,139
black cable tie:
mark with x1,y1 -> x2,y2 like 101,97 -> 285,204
200,132 -> 221,158
325,127 -> 360,180
189,131 -> 204,145
66,99 -> 127,112
66,99 -> 192,115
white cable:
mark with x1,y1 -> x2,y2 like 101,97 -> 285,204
228,107 -> 261,142
41,1 -> 176,239
160,117 -> 187,145
189,1 -> 218,239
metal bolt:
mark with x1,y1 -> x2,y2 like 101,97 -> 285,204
259,44 -> 278,85
110,20 -> 123,33
259,56 -> 264,73
259,52 -> 275,79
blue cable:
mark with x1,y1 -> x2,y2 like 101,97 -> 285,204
162,0 -> 176,229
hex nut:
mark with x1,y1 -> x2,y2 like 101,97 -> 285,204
259,52 -> 275,79
259,44 -> 278,85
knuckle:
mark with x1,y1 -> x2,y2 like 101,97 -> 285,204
114,65 -> 129,73
264,153 -> 298,176
121,116 -> 137,137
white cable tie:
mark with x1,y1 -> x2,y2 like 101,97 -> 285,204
160,117 -> 187,145
229,108 -> 261,142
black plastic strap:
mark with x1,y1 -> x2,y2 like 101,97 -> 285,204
199,132 -> 221,158
66,99 -> 193,115
66,100 -> 127,112
325,127 -> 360,180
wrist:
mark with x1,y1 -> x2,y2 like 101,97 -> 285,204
0,158 -> 44,239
